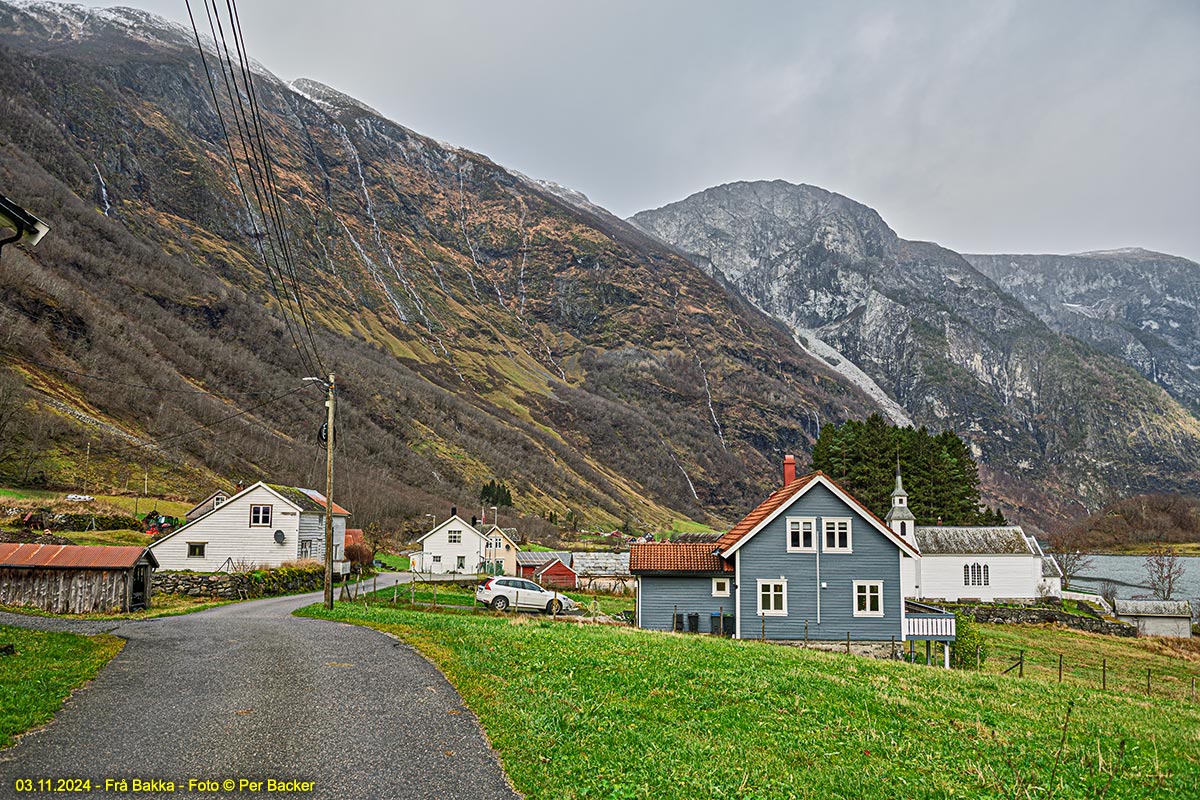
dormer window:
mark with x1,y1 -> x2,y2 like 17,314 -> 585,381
786,517 -> 817,552
823,518 -> 852,552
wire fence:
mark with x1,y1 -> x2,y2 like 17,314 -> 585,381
952,642 -> 1200,703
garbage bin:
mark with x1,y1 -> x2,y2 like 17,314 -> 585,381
687,613 -> 700,633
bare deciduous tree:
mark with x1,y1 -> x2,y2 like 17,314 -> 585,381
1048,529 -> 1095,589
1144,546 -> 1186,601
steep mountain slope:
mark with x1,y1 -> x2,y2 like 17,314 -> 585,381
964,249 -> 1200,415
0,3 -> 880,531
630,181 -> 1200,523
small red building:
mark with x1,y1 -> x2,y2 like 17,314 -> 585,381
533,557 -> 577,589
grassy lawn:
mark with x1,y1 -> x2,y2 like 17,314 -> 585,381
297,603 -> 1200,799
375,553 -> 410,571
0,593 -> 231,621
0,487 -> 191,519
368,582 -> 635,617
58,529 -> 153,547
977,623 -> 1200,699
0,626 -> 123,748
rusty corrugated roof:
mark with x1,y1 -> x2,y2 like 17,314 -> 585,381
629,542 -> 732,574
0,543 -> 154,569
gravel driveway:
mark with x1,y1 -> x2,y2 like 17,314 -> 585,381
0,575 -> 519,799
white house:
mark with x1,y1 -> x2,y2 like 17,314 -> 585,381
884,468 -> 1061,602
411,515 -> 491,575
1113,599 -> 1193,638
150,482 -> 350,573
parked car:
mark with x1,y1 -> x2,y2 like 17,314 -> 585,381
65,494 -> 94,502
476,577 -> 578,615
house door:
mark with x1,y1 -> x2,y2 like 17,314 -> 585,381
131,565 -> 148,610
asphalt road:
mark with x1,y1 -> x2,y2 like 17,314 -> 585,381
0,575 -> 520,799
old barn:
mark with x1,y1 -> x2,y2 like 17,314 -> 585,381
0,543 -> 158,614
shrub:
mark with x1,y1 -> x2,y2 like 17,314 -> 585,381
345,542 -> 374,566
951,612 -> 988,669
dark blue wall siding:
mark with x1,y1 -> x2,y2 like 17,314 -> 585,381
735,483 -> 904,641
639,575 -> 734,631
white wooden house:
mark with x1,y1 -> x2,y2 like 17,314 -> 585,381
411,515 -> 490,575
150,482 -> 350,573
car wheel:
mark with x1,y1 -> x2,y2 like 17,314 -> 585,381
490,595 -> 510,611
546,598 -> 562,615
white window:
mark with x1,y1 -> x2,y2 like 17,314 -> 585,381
250,505 -> 272,526
432,555 -> 442,563
853,581 -> 883,617
964,564 -> 971,586
712,577 -> 730,597
456,555 -> 466,570
823,518 -> 851,551
213,496 -> 224,509
899,521 -> 907,536
966,563 -> 990,586
490,536 -> 503,549
299,540 -> 313,558
983,565 -> 989,586
186,542 -> 206,558
448,530 -> 462,544
786,517 -> 817,552
757,580 -> 787,616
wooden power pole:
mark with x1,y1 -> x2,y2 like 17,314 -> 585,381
324,373 -> 336,610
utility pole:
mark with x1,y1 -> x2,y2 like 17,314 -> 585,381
323,373 -> 336,610
83,442 -> 91,494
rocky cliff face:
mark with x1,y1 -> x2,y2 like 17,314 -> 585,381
631,181 -> 1200,524
0,3 -> 880,530
964,249 -> 1200,415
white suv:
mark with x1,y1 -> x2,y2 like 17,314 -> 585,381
476,577 -> 578,615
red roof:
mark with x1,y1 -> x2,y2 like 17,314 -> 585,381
629,542 -> 732,574
714,473 -> 820,552
715,471 -> 920,558
345,528 -> 364,548
0,543 -> 155,570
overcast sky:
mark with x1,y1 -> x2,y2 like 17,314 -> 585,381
91,1 -> 1200,259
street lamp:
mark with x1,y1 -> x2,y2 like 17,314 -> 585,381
0,193 -> 50,259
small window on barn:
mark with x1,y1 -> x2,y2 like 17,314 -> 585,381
448,530 -> 462,544
250,505 -> 272,526
823,518 -> 852,552
786,517 -> 816,552
187,543 -> 206,558
712,577 -> 730,597
853,581 -> 883,617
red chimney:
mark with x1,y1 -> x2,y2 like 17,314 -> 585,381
783,454 -> 796,486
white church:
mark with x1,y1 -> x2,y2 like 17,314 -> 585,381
885,469 -> 1062,602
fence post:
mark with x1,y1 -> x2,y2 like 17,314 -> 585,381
805,619 -> 809,647
976,645 -> 981,670
718,606 -> 723,636
1058,653 -> 1063,683
846,631 -> 851,655
891,635 -> 896,660
1147,669 -> 1151,697
433,583 -> 437,608
1018,650 -> 1024,678
673,604 -> 678,632
1192,677 -> 1195,702
1102,658 -> 1107,691
761,613 -> 765,641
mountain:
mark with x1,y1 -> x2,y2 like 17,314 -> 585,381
630,181 -> 1200,525
963,249 -> 1200,415
0,2 -> 881,533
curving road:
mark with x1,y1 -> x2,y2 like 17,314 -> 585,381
0,575 -> 519,799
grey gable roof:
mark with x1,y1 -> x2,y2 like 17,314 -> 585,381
1113,599 -> 1192,617
913,526 -> 1032,555
572,551 -> 630,577
515,551 -> 572,568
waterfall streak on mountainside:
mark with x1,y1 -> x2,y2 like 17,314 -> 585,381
93,163 -> 110,215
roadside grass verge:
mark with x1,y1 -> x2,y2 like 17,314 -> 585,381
0,626 -> 123,748
375,553 -> 410,571
297,602 -> 1200,799
366,582 -> 635,617
0,594 -> 231,621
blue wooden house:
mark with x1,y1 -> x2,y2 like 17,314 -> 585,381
632,457 -> 955,659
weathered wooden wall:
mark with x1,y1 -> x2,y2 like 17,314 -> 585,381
0,568 -> 129,613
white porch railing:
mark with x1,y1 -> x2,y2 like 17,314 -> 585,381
905,613 -> 956,639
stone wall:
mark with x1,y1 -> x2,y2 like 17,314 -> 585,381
950,604 -> 1136,637
152,567 -> 325,599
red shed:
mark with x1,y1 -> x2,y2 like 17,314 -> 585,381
533,557 -> 577,589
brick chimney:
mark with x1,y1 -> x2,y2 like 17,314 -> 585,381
784,454 -> 797,486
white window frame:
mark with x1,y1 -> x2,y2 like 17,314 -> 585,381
785,516 -> 817,553
456,555 -> 466,570
756,579 -> 787,616
299,540 -> 313,559
490,536 -> 503,549
249,504 -> 272,527
432,555 -> 442,563
853,581 -> 884,617
712,577 -> 731,597
823,517 -> 852,552
447,530 -> 462,544
186,542 -> 206,558
212,496 -> 224,509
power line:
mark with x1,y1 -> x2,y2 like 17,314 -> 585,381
184,0 -> 320,377
101,383 -> 312,455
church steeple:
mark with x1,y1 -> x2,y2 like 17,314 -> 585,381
885,460 -> 916,542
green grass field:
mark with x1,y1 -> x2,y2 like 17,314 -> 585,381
375,553 -> 410,571
365,582 -> 634,617
0,487 -> 191,519
296,603 -> 1200,799
0,626 -> 123,748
